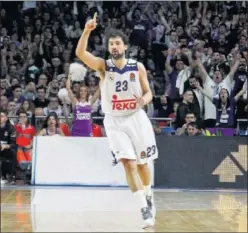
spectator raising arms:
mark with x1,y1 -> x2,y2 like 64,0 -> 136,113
195,52 -> 241,127
64,74 -> 100,137
196,81 -> 247,127
0,1 -> 247,136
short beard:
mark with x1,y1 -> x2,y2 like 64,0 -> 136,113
111,53 -> 125,60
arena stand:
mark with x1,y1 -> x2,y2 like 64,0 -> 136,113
0,1 -> 247,184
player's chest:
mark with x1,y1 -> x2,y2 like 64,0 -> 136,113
105,71 -> 139,92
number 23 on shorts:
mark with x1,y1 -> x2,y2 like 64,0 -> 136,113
141,145 -> 156,159
147,145 -> 156,157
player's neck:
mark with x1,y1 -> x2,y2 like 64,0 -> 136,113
112,58 -> 128,70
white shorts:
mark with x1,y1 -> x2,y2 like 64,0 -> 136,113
104,109 -> 158,165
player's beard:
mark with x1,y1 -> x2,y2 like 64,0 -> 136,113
111,52 -> 125,60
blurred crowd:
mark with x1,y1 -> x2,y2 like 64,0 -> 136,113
1,1 -> 247,136
0,1 -> 248,184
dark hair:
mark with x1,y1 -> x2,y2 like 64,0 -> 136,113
12,84 -> 22,91
186,112 -> 195,117
217,88 -> 230,109
21,99 -> 35,114
183,89 -> 193,95
179,35 -> 189,41
106,29 -> 129,46
188,75 -> 197,80
180,44 -> 187,50
0,108 -> 8,116
42,112 -> 60,129
18,109 -> 28,116
37,86 -> 46,92
187,122 -> 199,129
219,23 -> 226,28
17,110 -> 30,125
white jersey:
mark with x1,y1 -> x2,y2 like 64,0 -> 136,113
100,58 -> 142,117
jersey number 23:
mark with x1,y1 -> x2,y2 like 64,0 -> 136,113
116,80 -> 128,92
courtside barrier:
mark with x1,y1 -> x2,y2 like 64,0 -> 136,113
155,136 -> 247,189
31,137 -> 154,186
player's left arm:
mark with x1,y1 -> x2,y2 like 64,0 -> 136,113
137,62 -> 153,106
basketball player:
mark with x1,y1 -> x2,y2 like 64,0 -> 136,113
76,13 -> 158,228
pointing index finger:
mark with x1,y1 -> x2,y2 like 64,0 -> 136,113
93,12 -> 97,21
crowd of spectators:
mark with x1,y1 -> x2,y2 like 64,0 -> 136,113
0,1 -> 248,137
0,1 -> 248,185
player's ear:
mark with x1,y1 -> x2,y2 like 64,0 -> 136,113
124,44 -> 128,51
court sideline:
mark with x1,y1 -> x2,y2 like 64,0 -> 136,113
1,186 -> 247,232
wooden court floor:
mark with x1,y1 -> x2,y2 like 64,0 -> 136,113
1,186 -> 247,232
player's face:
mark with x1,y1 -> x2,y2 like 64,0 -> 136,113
108,37 -> 127,60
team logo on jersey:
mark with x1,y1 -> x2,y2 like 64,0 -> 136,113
130,72 -> 135,82
112,94 -> 137,111
109,68 -> 114,80
140,151 -> 146,159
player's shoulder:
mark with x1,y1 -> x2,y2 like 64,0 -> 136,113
136,61 -> 146,71
105,59 -> 115,68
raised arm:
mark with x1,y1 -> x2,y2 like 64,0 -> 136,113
234,80 -> 247,102
195,54 -> 208,83
75,13 -> 105,73
66,75 -> 78,106
165,48 -> 174,74
62,102 -> 71,128
228,54 -> 241,78
196,81 -> 213,102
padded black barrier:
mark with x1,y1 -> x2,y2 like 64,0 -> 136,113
155,136 -> 247,189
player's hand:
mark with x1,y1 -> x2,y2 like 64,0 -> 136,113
135,96 -> 146,107
85,13 -> 97,31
